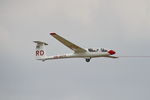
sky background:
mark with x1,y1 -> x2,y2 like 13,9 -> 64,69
0,0 -> 150,100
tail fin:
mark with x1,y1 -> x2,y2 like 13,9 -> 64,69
33,41 -> 48,61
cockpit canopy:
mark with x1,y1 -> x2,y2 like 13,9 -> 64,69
88,48 -> 98,52
88,48 -> 108,52
101,48 -> 108,52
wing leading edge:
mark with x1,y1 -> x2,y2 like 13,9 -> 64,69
50,33 -> 87,53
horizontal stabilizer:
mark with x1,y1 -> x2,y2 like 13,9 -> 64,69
33,41 -> 48,45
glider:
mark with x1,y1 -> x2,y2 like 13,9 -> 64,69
34,33 -> 118,62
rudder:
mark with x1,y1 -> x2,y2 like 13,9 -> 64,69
33,41 -> 48,60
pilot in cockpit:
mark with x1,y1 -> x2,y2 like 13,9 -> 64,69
101,48 -> 108,52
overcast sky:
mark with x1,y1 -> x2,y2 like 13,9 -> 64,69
0,0 -> 150,100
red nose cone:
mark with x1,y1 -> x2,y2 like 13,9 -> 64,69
108,50 -> 116,55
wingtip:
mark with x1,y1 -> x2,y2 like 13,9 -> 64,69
50,32 -> 56,35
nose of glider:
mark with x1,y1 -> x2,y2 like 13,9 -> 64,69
108,50 -> 116,55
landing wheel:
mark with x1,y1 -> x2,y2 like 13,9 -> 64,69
85,58 -> 91,62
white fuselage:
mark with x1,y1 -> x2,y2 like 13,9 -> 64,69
44,49 -> 111,60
